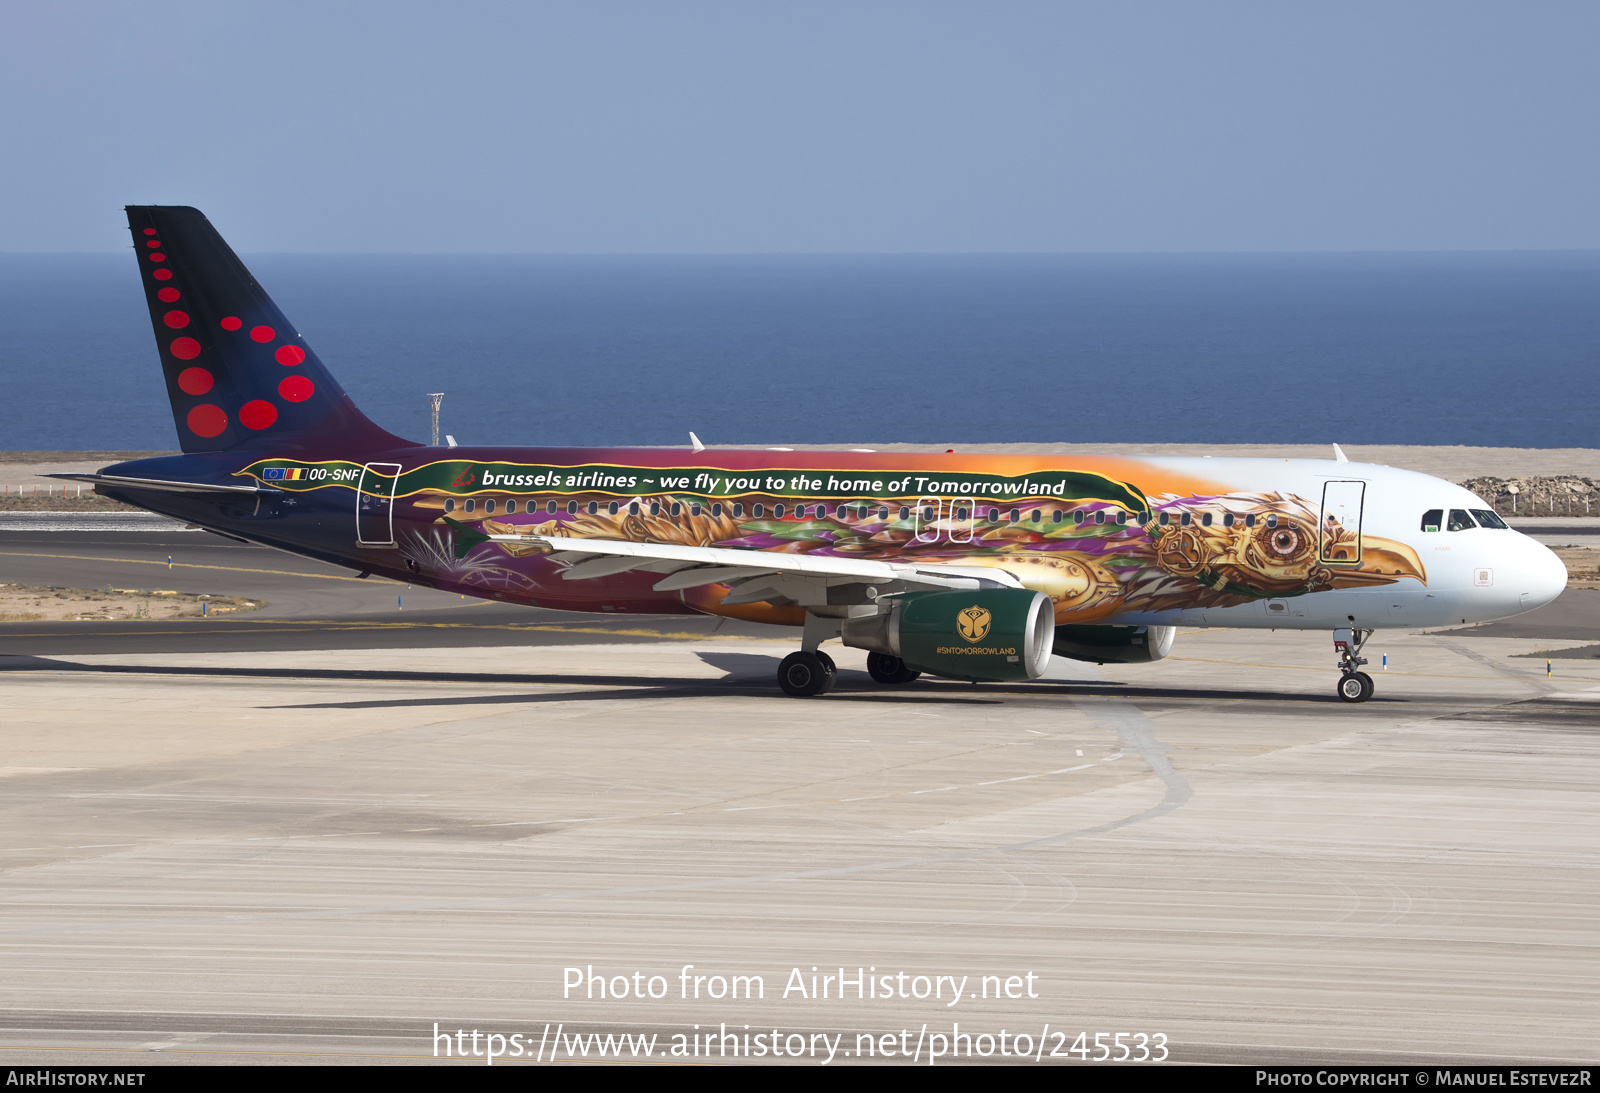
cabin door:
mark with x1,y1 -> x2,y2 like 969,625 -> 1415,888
356,462 -> 402,546
1319,480 -> 1365,566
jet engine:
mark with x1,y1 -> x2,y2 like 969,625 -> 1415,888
1051,624 -> 1176,665
841,589 -> 1055,682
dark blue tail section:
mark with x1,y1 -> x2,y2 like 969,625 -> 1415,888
125,206 -> 415,454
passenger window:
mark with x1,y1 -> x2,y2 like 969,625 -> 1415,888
1266,514 -> 1278,528
1447,509 -> 1477,532
629,501 -> 640,516
1095,510 -> 1106,525
987,507 -> 999,522
1159,512 -> 1170,526
1201,512 -> 1212,527
753,503 -> 765,518
711,503 -> 722,517
650,501 -> 661,517
1222,513 -> 1234,528
773,503 -> 785,518
1030,510 -> 1042,524
608,501 -> 619,515
670,502 -> 682,517
1244,514 -> 1255,528
1051,510 -> 1063,524
1421,509 -> 1442,532
691,502 -> 702,517
484,499 -> 496,514
444,498 -> 455,513
546,500 -> 557,514
1115,511 -> 1126,525
505,500 -> 517,514
1471,509 -> 1508,529
899,506 -> 911,521
464,499 -> 476,513
877,507 -> 888,520
1010,508 -> 1021,523
587,501 -> 598,515
732,503 -> 744,518
566,501 -> 577,515
1073,510 -> 1084,525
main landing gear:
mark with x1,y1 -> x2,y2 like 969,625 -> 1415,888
866,651 -> 920,685
1334,626 -> 1375,703
778,650 -> 837,697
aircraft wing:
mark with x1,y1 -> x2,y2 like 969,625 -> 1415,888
45,473 -> 280,495
481,529 -> 1022,604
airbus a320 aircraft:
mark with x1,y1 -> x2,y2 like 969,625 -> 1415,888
57,207 -> 1568,702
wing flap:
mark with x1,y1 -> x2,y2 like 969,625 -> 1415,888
483,531 -> 1024,600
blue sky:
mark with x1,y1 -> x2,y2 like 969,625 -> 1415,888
6,1 -> 1598,253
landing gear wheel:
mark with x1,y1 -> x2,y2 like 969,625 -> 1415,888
1337,671 -> 1374,703
778,651 -> 833,697
866,651 -> 921,685
815,650 -> 837,691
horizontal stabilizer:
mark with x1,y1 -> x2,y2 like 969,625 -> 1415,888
46,473 -> 279,495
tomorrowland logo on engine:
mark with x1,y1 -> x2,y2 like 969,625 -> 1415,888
957,606 -> 992,643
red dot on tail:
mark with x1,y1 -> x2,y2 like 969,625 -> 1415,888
250,325 -> 275,343
149,253 -> 165,262
163,310 -> 190,329
157,287 -> 180,303
153,268 -> 173,281
143,228 -> 157,236
275,345 -> 306,366
187,404 -> 228,438
177,367 -> 213,395
220,316 -> 242,331
169,337 -> 201,359
146,240 -> 161,249
278,375 -> 314,402
239,400 -> 278,430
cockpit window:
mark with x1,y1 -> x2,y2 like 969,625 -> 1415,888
1447,509 -> 1477,532
1421,508 -> 1442,532
1471,509 -> 1509,529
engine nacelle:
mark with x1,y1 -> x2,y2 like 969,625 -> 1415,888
1051,624 -> 1176,665
841,589 -> 1055,682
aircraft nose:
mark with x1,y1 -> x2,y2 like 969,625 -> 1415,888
1515,537 -> 1568,613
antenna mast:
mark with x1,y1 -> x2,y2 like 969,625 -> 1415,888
427,393 -> 444,447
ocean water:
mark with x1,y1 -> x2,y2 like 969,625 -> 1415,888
2,252 -> 1597,452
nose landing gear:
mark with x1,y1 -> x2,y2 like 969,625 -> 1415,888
1334,626 -> 1375,702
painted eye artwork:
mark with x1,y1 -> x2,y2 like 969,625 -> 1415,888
1261,522 -> 1306,559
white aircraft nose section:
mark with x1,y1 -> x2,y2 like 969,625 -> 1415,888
1513,538 -> 1567,615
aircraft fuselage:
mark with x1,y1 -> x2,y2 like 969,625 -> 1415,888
97,446 -> 1566,634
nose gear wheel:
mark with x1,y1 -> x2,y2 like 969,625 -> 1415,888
1337,671 -> 1374,703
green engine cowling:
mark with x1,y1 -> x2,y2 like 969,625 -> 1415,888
840,589 -> 1055,682
1051,624 -> 1176,665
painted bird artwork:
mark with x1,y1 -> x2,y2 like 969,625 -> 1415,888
420,486 -> 1426,624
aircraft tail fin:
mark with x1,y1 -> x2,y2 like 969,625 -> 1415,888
124,206 -> 414,454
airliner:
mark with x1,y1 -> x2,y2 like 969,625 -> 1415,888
54,207 -> 1568,702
